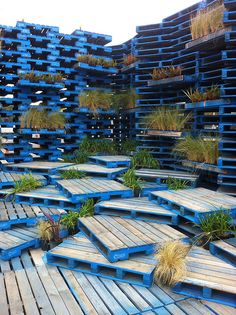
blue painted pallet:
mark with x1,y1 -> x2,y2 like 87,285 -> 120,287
209,237 -> 236,267
88,155 -> 131,168
173,247 -> 236,308
95,197 -> 178,225
56,178 -> 133,203
0,201 -> 66,230
140,182 -> 168,197
149,188 -> 236,224
0,226 -> 40,260
15,185 -> 80,210
0,171 -> 47,189
46,233 -> 157,287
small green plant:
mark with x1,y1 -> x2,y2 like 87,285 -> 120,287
144,108 -> 191,132
79,137 -> 117,155
173,136 -> 219,164
11,173 -> 42,194
77,55 -> 116,68
79,199 -> 94,218
79,90 -> 112,113
60,168 -> 86,179
120,139 -> 137,155
132,150 -> 159,169
183,86 -> 220,103
112,89 -> 137,110
62,151 -> 89,164
60,211 -> 80,233
151,66 -> 182,80
38,212 -> 63,243
122,168 -> 142,190
166,177 -> 189,190
194,210 -> 236,245
20,72 -> 64,83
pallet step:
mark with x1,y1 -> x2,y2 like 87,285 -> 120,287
46,233 -> 157,287
0,226 -> 40,260
0,171 -> 47,188
0,201 -> 65,230
88,155 -> 131,168
95,197 -> 178,225
56,178 -> 133,203
173,246 -> 236,308
210,237 -> 236,267
150,188 -> 236,224
78,215 -> 186,262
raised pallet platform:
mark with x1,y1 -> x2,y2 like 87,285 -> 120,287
150,188 -> 236,224
4,161 -> 74,175
173,247 -> 236,307
15,185 -> 79,210
46,233 -> 157,287
88,155 -> 131,168
210,237 -> 236,267
78,216 -> 185,262
56,178 -> 133,202
0,171 -> 47,189
135,169 -> 198,186
140,181 -> 168,197
0,226 -> 40,260
95,197 -> 178,225
0,201 -> 65,230
60,163 -> 128,179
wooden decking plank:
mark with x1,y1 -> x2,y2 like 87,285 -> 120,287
201,300 -> 236,315
177,299 -> 214,315
4,270 -> 24,315
0,273 -> 9,315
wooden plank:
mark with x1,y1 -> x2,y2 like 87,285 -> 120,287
0,273 -> 9,315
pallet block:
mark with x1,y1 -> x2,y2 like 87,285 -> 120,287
95,197 -> 178,225
78,215 -> 186,262
210,237 -> 236,267
46,233 -> 157,287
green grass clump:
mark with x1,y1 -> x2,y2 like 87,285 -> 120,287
62,151 -> 89,164
11,173 -> 42,194
144,108 -> 191,132
61,211 -> 80,233
132,150 -> 159,169
79,137 -> 117,155
79,199 -> 94,218
183,85 -> 220,103
166,177 -> 189,190
173,136 -> 219,165
60,168 -> 86,179
120,139 -> 137,155
79,90 -> 112,113
122,168 -> 142,190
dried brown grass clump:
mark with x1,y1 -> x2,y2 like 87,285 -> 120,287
191,1 -> 225,40
154,240 -> 191,286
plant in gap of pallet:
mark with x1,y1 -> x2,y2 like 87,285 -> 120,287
131,150 -> 159,169
151,66 -> 182,80
120,139 -> 138,155
111,89 -> 137,111
165,177 -> 189,190
9,173 -> 42,196
78,136 -> 117,155
193,210 -> 236,246
155,240 -> 191,286
173,136 -> 219,165
60,211 -> 80,235
123,54 -> 137,66
60,168 -> 86,179
78,199 -> 94,218
77,55 -> 116,68
190,1 -> 224,40
79,90 -> 112,113
183,85 -> 220,103
122,168 -> 142,196
143,107 -> 191,132
62,151 -> 89,164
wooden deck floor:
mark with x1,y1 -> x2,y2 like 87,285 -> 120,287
1,248 -> 235,315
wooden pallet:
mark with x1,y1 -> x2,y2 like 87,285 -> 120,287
140,181 -> 168,197
4,161 -> 74,175
210,237 -> 236,267
78,216 -> 186,262
95,197 -> 178,225
0,201 -> 65,230
60,163 -> 128,179
56,178 -> 133,203
89,155 -> 131,168
15,185 -> 79,210
150,188 -> 236,224
0,171 -> 47,189
173,246 -> 236,307
135,169 -> 198,186
0,226 -> 40,260
46,233 -> 157,287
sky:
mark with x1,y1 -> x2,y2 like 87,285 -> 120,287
0,0 -> 200,45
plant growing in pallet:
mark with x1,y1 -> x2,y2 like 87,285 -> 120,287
62,151 -> 89,164
165,177 -> 189,190
120,139 -> 138,155
78,199 -> 94,218
78,137 -> 117,155
60,168 -> 86,179
122,168 -> 142,196
183,85 -> 220,103
190,1 -> 225,40
193,210 -> 236,246
143,108 -> 191,132
123,54 -> 137,66
77,55 -> 116,68
112,89 -> 137,110
151,66 -> 182,80
60,211 -> 80,235
155,240 -> 191,286
79,90 -> 112,113
173,136 -> 219,165
11,173 -> 43,194
19,72 -> 64,83
131,150 -> 159,169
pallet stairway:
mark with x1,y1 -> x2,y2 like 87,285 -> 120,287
0,171 -> 47,188
0,201 -> 65,230
94,197 -> 179,225
150,188 -> 236,224
210,237 -> 236,267
89,155 -> 131,168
